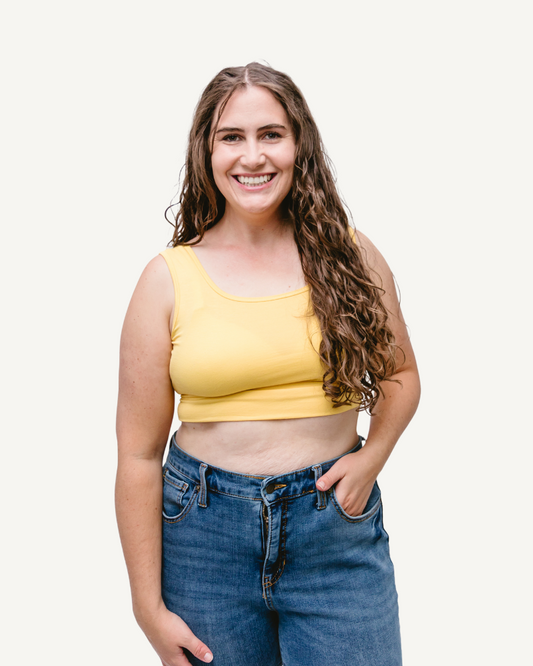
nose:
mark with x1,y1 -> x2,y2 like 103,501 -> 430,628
240,138 -> 266,170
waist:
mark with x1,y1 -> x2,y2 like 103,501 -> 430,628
166,433 -> 364,500
175,410 -> 360,475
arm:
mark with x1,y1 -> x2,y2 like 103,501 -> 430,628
316,232 -> 421,516
115,255 -> 213,665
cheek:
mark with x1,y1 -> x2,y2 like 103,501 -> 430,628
211,154 -> 229,190
279,145 -> 296,175
279,151 -> 296,186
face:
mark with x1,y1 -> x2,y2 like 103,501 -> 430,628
211,86 -> 296,221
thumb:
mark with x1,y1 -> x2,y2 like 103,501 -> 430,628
185,635 -> 213,664
316,461 -> 346,492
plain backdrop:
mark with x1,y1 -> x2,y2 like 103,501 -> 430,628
1,1 -> 532,664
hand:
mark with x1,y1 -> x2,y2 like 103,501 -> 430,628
316,448 -> 378,517
137,604 -> 213,665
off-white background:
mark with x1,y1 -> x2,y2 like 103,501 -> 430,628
1,1 -> 531,664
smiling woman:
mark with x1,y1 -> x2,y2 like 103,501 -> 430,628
116,62 -> 420,666
211,86 -> 295,218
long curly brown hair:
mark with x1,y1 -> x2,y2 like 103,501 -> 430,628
166,63 -> 399,413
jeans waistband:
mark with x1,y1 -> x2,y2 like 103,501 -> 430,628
166,433 -> 364,504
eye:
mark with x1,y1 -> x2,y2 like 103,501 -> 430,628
222,134 -> 241,143
263,131 -> 281,140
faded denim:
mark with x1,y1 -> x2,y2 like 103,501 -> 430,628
162,433 -> 402,666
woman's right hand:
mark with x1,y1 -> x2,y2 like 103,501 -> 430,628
138,605 -> 213,665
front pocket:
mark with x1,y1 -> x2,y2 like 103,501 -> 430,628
162,466 -> 199,523
330,481 -> 382,523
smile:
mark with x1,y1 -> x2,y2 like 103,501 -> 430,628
234,174 -> 275,187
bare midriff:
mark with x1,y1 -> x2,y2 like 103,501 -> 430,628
175,409 -> 360,476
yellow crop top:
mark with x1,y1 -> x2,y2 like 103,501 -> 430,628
160,245 -> 358,422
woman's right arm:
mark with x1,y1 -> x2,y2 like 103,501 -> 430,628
115,255 -> 213,665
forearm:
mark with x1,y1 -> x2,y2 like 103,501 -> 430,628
362,366 -> 421,475
115,454 -> 165,622
316,366 -> 420,515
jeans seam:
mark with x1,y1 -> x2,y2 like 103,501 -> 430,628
163,469 -> 188,492
331,494 -> 382,524
166,461 -> 196,483
264,500 -> 288,588
162,485 -> 200,524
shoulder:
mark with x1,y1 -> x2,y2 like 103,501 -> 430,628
160,243 -> 189,264
159,244 -> 194,276
138,254 -> 174,297
352,230 -> 393,286
124,255 -> 174,332
346,226 -> 382,264
351,229 -> 403,324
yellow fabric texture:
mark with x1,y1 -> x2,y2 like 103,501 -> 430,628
160,245 -> 358,422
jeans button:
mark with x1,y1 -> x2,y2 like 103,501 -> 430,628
265,483 -> 276,494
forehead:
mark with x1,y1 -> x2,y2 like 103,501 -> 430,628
215,86 -> 289,128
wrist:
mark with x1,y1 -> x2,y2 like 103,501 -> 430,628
133,597 -> 167,627
359,439 -> 389,476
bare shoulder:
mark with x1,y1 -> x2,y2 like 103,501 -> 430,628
124,255 -> 174,323
354,230 -> 414,352
354,230 -> 395,293
120,255 -> 174,362
354,229 -> 378,255
134,254 -> 174,300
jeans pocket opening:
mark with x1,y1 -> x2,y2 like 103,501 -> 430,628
162,467 -> 199,522
330,482 -> 382,524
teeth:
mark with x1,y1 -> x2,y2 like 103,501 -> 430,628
236,174 -> 273,186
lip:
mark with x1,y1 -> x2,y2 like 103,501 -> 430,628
231,173 -> 277,191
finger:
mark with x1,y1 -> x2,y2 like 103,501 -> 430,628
186,637 -> 213,664
316,460 -> 347,491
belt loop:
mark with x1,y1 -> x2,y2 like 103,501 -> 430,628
312,464 -> 327,510
198,463 -> 209,508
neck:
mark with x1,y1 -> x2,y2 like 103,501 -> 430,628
210,209 -> 292,249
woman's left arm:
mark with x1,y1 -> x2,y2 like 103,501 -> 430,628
316,231 -> 421,516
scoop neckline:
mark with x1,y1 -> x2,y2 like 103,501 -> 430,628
184,246 -> 309,302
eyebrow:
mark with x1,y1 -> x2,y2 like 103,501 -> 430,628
215,123 -> 287,134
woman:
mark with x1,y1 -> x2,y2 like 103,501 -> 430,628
116,63 -> 420,666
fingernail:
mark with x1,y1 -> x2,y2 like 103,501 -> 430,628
316,481 -> 325,490
204,653 -> 213,663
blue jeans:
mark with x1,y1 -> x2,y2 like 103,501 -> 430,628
162,434 -> 402,666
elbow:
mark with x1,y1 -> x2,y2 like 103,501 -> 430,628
406,366 -> 421,415
391,364 -> 421,414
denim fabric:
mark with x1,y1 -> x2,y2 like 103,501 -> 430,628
162,434 -> 402,666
